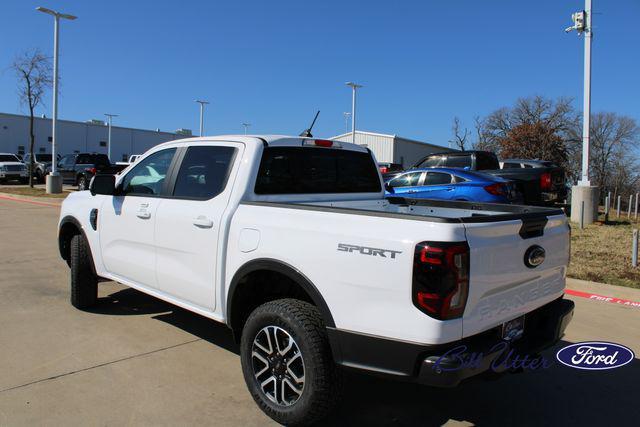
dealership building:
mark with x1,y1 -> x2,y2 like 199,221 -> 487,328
331,130 -> 454,167
0,112 -> 189,162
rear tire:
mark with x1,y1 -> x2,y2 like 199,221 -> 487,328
240,299 -> 342,426
70,234 -> 98,309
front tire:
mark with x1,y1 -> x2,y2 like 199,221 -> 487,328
240,299 -> 342,426
70,234 -> 98,309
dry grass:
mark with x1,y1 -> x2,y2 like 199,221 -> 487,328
0,186 -> 69,198
569,215 -> 640,288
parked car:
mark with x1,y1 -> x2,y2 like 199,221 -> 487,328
0,153 -> 28,184
413,151 -> 567,206
58,135 -> 573,425
385,167 -> 520,203
23,153 -> 60,183
57,153 -> 128,190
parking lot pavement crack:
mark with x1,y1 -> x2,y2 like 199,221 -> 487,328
0,338 -> 202,394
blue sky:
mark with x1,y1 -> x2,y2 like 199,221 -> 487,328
1,0 -> 639,147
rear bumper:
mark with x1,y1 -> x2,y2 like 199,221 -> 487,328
328,296 -> 574,387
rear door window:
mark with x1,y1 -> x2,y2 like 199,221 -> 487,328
172,146 -> 237,199
255,147 -> 381,194
424,172 -> 453,185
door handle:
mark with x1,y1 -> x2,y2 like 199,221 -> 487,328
136,210 -> 151,219
193,215 -> 214,228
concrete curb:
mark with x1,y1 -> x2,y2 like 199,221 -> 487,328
566,277 -> 640,301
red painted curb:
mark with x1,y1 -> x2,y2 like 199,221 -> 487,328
565,288 -> 640,308
0,194 -> 61,208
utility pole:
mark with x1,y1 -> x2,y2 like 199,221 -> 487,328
345,82 -> 362,144
37,6 -> 76,194
104,113 -> 118,161
566,0 -> 599,225
343,112 -> 351,134
242,122 -> 251,135
195,100 -> 210,136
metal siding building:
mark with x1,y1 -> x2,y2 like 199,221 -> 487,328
331,130 -> 454,167
0,112 -> 185,162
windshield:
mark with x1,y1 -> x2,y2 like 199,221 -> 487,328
0,155 -> 20,162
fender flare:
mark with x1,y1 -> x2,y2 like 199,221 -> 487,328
226,258 -> 336,329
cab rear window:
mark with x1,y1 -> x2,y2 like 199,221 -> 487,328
255,147 -> 381,194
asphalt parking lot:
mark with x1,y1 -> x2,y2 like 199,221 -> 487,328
0,196 -> 638,426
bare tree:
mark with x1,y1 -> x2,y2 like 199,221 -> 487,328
588,112 -> 639,198
479,96 -> 582,181
11,49 -> 52,187
449,117 -> 469,150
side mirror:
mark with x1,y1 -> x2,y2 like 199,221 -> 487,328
90,174 -> 116,196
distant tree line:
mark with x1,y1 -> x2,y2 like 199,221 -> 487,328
451,95 -> 640,200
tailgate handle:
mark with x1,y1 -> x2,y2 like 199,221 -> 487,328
519,217 -> 548,239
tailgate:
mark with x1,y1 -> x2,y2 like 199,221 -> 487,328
461,213 -> 570,338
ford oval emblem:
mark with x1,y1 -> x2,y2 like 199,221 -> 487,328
556,342 -> 635,370
524,245 -> 545,268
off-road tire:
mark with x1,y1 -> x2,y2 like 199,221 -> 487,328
70,234 -> 98,309
240,299 -> 342,426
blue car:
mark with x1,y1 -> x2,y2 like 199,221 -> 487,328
384,168 -> 519,203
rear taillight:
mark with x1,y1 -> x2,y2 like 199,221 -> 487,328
412,241 -> 469,320
484,183 -> 507,196
379,166 -> 389,174
540,172 -> 552,191
85,167 -> 97,174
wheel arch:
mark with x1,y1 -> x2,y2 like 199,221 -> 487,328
58,216 -> 84,262
227,258 -> 336,339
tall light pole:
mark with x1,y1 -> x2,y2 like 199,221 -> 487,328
36,6 -> 76,194
195,100 -> 210,136
566,0 -> 598,225
241,122 -> 251,135
345,82 -> 362,144
104,114 -> 118,161
343,112 -> 351,134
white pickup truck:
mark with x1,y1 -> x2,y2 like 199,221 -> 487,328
58,135 -> 574,425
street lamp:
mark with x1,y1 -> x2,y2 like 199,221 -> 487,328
566,0 -> 599,225
36,6 -> 76,194
104,113 -> 118,161
345,82 -> 362,144
195,100 -> 210,136
241,122 -> 251,135
343,112 -> 351,134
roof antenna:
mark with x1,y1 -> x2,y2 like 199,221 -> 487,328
299,110 -> 320,137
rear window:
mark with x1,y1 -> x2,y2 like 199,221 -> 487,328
255,147 -> 381,194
